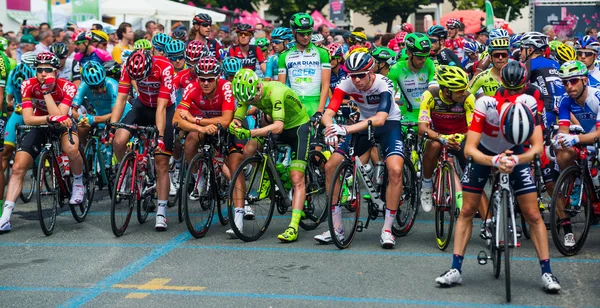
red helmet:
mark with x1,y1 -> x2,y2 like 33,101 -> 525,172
395,31 -> 407,44
446,18 -> 461,29
185,40 -> 209,63
326,43 -> 344,58
126,50 -> 152,80
34,51 -> 60,69
194,57 -> 221,76
401,23 -> 414,33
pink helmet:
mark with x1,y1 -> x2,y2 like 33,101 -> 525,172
401,23 -> 414,33
395,31 -> 407,44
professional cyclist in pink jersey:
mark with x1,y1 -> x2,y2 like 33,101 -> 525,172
0,52 -> 84,232
73,31 -> 112,67
110,50 -> 176,231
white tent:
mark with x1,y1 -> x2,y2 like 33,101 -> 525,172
101,0 -> 225,22
77,19 -> 115,29
101,0 -> 156,17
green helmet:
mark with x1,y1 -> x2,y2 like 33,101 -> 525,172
256,38 -> 269,52
232,69 -> 261,102
371,47 -> 397,65
405,33 -> 431,56
134,39 -> 152,50
290,13 -> 313,32
548,40 -> 562,52
0,37 -> 8,52
558,60 -> 588,79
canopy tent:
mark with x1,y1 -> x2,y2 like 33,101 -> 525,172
310,10 -> 336,31
236,11 -> 272,27
77,19 -> 115,29
148,0 -> 225,22
440,10 -> 513,35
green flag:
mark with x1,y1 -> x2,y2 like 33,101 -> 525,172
72,0 -> 100,22
485,0 -> 494,31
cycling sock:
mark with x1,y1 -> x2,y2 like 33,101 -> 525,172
423,177 -> 433,189
234,208 -> 244,229
332,205 -> 342,232
1,201 -> 15,222
455,192 -> 463,211
73,173 -> 83,186
157,200 -> 167,217
561,220 -> 573,234
540,259 -> 551,275
289,209 -> 302,230
452,254 -> 464,272
383,208 -> 396,232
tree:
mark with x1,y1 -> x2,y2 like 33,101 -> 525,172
448,0 -> 528,21
265,0 -> 330,24
346,0 -> 430,33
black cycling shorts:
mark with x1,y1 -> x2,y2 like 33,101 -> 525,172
120,99 -> 175,155
336,121 -> 405,159
17,127 -> 69,159
273,122 -> 310,172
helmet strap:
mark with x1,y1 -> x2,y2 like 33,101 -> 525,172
575,84 -> 587,101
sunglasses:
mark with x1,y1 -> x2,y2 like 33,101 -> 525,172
562,77 -> 582,86
271,39 -> 283,45
492,52 -> 509,59
168,55 -> 185,61
413,54 -> 428,60
296,32 -> 312,37
238,32 -> 251,37
90,83 -> 105,90
577,51 -> 596,58
154,46 -> 164,53
198,76 -> 217,83
199,23 -> 211,27
429,38 -> 439,43
74,40 -> 86,45
350,73 -> 368,79
447,26 -> 457,30
36,67 -> 55,73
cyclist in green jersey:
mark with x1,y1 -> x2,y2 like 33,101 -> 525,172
387,33 -> 437,124
371,47 -> 397,76
278,13 -> 331,119
229,69 -> 311,243
468,38 -> 511,97
0,38 -> 13,207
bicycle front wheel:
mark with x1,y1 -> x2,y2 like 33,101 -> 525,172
110,152 -> 136,237
183,153 -> 216,238
37,151 -> 58,236
327,160 -> 360,249
177,159 -> 186,223
502,190 -> 512,302
393,158 -> 418,237
300,150 -> 328,230
490,191 -> 501,279
435,161 -> 456,250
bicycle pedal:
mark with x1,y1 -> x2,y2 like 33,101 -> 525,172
356,220 -> 364,232
477,251 -> 488,265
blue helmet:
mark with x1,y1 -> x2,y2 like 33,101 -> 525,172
222,57 -> 242,76
165,40 -> 185,57
11,63 -> 35,88
510,34 -> 522,49
271,27 -> 293,41
427,25 -> 448,40
575,35 -> 600,50
489,28 -> 510,41
464,41 -> 478,54
151,33 -> 172,50
82,61 -> 106,86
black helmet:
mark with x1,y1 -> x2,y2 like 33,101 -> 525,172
427,25 -> 448,40
235,23 -> 254,33
49,42 -> 68,59
501,61 -> 528,90
193,13 -> 212,25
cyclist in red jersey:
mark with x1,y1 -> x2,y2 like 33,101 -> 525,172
0,52 -> 84,232
191,13 -> 222,59
445,18 -> 465,61
228,24 -> 266,73
110,50 -> 176,231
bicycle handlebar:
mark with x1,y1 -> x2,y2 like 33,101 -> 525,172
17,124 -> 75,145
110,122 -> 157,134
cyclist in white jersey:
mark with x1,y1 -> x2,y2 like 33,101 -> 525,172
574,36 -> 600,88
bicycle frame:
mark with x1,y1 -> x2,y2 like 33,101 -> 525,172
493,172 -> 519,249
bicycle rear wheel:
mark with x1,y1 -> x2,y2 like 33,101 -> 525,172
435,161 -> 456,250
502,190 -> 512,302
110,152 -> 136,237
228,155 -> 275,242
37,151 -> 58,236
393,158 -> 418,237
20,160 -> 36,203
299,150 -> 328,230
183,153 -> 216,238
70,147 -> 91,222
327,160 -> 360,249
177,159 -> 186,223
550,165 -> 593,256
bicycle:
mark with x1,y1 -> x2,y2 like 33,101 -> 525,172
6,129 -> 36,203
84,123 -> 116,199
170,123 -> 187,223
326,121 -> 417,249
475,155 -> 520,302
227,130 -> 328,242
395,122 -> 421,237
182,124 -> 230,238
109,123 -> 157,237
20,124 -> 91,236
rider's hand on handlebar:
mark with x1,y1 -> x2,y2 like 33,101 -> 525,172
200,124 -> 218,135
48,115 -> 72,128
325,124 -> 347,137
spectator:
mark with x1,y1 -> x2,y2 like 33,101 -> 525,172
146,21 -> 157,35
327,35 -> 333,44
381,33 -> 394,47
475,26 -> 489,45
585,27 -> 597,37
157,23 -> 165,33
218,25 -> 230,42
333,35 -> 344,44
39,22 -> 50,31
0,23 -> 3,37
17,34 -> 37,63
542,25 -> 555,40
65,21 -> 78,32
105,26 -> 118,53
317,25 -> 330,38
354,27 -> 365,33
221,35 -> 233,48
113,22 -> 134,64
5,37 -> 18,62
255,23 -> 264,31
34,30 -> 54,53
5,31 -> 16,38
92,23 -> 103,30
210,24 -> 220,39
373,33 -> 383,47
264,26 -> 273,40
134,30 -> 147,42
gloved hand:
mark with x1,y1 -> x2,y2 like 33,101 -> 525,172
156,137 -> 166,152
234,127 -> 251,140
48,115 -> 69,124
325,135 -> 339,149
556,133 -> 579,148
41,77 -> 56,95
80,114 -> 95,125
325,124 -> 347,137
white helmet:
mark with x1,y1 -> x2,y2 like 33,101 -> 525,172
500,101 -> 535,145
520,32 -> 549,49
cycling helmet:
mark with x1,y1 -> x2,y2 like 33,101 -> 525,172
488,38 -> 510,51
75,31 -> 93,43
21,51 -> 38,68
256,38 -> 269,52
195,57 -> 221,76
185,40 -> 208,62
121,49 -> 133,63
126,50 -> 153,81
510,34 -> 522,49
556,43 -> 577,63
222,57 -> 242,76
574,35 -> 600,50
435,65 -> 469,91
82,61 -> 106,86
520,32 -> 548,49
103,60 -> 121,78
446,18 -> 461,29
0,37 -> 7,52
349,31 -> 367,44
464,41 -> 478,54
171,29 -> 187,41
11,63 -> 35,88
151,33 -> 172,50
427,25 -> 448,40
345,52 -> 375,73
347,46 -> 369,56
134,39 -> 152,50
235,23 -> 254,33
395,31 -> 407,44
500,102 -> 535,145
371,47 -> 397,65
401,23 -> 414,33
405,32 -> 432,56
91,30 -> 109,43
290,13 -> 314,32
193,13 -> 212,25
558,60 -> 588,79
326,43 -> 344,58
232,68 -> 260,102
311,33 -> 324,44
34,52 -> 60,69
271,27 -> 293,41
489,28 -> 509,40
500,61 -> 528,89
548,40 -> 562,52
49,42 -> 69,59
165,40 -> 185,57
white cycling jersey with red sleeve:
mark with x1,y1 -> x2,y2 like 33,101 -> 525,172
21,78 -> 76,116
118,56 -> 175,108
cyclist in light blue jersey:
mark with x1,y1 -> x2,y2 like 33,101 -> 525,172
265,27 -> 293,82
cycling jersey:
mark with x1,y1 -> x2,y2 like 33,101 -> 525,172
329,74 -> 401,122
21,78 -> 76,116
118,56 -> 174,108
178,78 -> 235,118
525,56 -> 563,114
233,81 -> 309,130
172,67 -> 195,104
0,51 -> 12,89
329,68 -> 348,92
57,56 -> 80,82
588,66 -> 600,88
265,54 -> 280,80
469,68 -> 501,97
5,69 -> 22,106
387,58 -> 436,122
74,47 -> 112,67
445,36 -> 465,61
418,87 -> 475,134
436,49 -> 462,68
228,45 -> 265,70
203,38 -> 222,59
558,87 -> 600,133
73,77 -> 119,116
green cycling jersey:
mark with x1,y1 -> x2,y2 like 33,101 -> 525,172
468,68 -> 501,97
387,58 -> 437,122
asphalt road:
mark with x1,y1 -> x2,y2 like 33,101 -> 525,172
1,187 -> 600,308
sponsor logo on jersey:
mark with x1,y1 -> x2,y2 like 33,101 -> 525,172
366,94 -> 381,104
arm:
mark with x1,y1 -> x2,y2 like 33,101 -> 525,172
173,109 -> 205,133
155,98 -> 167,137
251,120 -> 284,137
22,107 -> 51,126
197,110 -> 234,128
277,51 -> 287,84
318,68 -> 331,114
110,93 -> 128,123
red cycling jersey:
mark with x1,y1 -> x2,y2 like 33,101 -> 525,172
445,36 -> 465,60
21,77 -> 76,116
118,56 -> 174,108
178,78 -> 235,117
173,67 -> 195,93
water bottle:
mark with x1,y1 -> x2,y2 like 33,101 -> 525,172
61,152 -> 70,176
57,154 -> 65,176
362,163 -> 374,180
590,161 -> 600,192
374,161 -> 385,185
282,146 -> 292,167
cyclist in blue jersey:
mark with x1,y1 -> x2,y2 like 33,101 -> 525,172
574,36 -> 600,88
264,27 -> 293,82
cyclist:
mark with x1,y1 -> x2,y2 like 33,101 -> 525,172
370,47 -> 397,76
151,33 -> 172,57
222,57 -> 242,81
73,31 -> 112,67
462,41 -> 480,78
388,31 -> 406,54
469,38 -> 511,98
256,37 -> 270,55
555,42 -> 577,65
311,33 -> 325,47
265,27 -> 293,82
435,89 -> 561,294
553,60 -> 600,247
191,13 -> 222,58
327,43 -> 347,93
510,34 -> 522,61
318,52 -> 404,248
110,50 -> 176,231
445,18 -> 465,61
229,68 -> 311,243
1,52 -> 85,232
165,40 -> 186,74
91,30 -> 109,51
50,42 -> 80,84
427,25 -> 462,68
0,45 -> 15,206
418,65 -> 475,213
574,36 -> 600,88
171,28 -> 187,42
229,23 -> 266,73
103,60 -> 121,80
134,39 -> 152,51
278,13 -> 330,119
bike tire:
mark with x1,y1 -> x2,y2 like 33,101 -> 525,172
502,190 -> 512,302
393,158 -> 419,237
327,160 -> 360,249
177,159 -> 186,223
70,147 -> 92,222
183,153 -> 215,238
137,158 -> 155,224
299,150 -> 328,231
491,191 -> 501,279
110,152 -> 136,237
215,165 -> 229,226
228,155 -> 275,242
435,161 -> 456,251
36,150 -> 58,236
19,161 -> 36,203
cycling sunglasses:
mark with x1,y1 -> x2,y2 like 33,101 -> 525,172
36,67 -> 55,73
577,51 -> 596,58
198,76 -> 218,83
89,82 -> 105,90
169,55 -> 185,62
492,52 -> 509,59
562,77 -> 583,87
428,38 -> 439,43
271,39 -> 283,45
154,46 -> 165,53
296,32 -> 312,37
198,22 -> 211,27
238,32 -> 252,37
350,72 -> 369,79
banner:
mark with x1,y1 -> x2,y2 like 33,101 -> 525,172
485,0 -> 494,31
71,0 -> 100,22
533,4 -> 600,39
330,0 -> 345,22
7,0 -> 30,10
